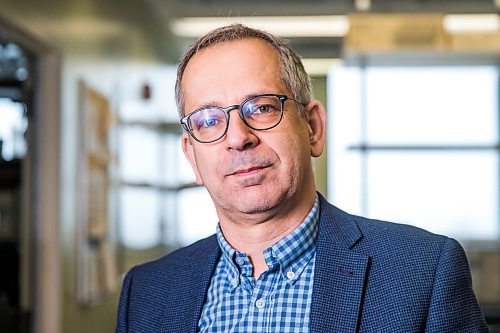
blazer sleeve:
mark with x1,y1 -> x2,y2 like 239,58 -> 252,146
115,269 -> 134,333
424,237 -> 489,333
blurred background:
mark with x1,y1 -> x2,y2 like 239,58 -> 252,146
0,0 -> 499,332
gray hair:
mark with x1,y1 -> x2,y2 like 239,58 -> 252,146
175,23 -> 312,117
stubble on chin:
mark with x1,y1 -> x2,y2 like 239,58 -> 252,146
212,182 -> 288,223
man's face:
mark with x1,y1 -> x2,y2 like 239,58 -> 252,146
181,38 -> 325,220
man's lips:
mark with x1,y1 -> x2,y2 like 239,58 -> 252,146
221,155 -> 274,177
227,163 -> 271,176
229,165 -> 271,176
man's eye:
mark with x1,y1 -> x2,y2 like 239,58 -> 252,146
245,104 -> 276,116
198,117 -> 218,128
257,105 -> 272,113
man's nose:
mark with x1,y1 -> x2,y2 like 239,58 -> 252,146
224,109 -> 258,151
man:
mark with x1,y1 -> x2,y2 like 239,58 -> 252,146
116,24 -> 488,332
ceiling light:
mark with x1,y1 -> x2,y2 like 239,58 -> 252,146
354,0 -> 371,11
302,58 -> 343,76
443,14 -> 500,33
170,16 -> 349,38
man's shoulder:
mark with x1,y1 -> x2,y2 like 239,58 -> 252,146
354,211 -> 447,244
317,197 -> 466,287
129,234 -> 219,277
318,195 -> 451,255
353,213 -> 455,261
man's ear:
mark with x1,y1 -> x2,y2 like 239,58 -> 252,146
305,100 -> 327,158
182,133 -> 204,185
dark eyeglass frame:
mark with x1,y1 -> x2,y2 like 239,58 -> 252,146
180,93 -> 306,143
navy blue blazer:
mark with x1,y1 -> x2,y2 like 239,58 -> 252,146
116,194 -> 488,332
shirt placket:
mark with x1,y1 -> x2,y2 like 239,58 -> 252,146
248,266 -> 280,332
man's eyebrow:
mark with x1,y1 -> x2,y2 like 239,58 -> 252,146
193,91 -> 283,110
192,100 -> 223,111
243,91 -> 282,100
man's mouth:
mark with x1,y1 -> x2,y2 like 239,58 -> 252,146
231,165 -> 269,176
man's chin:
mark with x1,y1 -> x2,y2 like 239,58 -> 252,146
227,191 -> 286,215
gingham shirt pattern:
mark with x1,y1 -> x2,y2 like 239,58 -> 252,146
198,197 -> 320,333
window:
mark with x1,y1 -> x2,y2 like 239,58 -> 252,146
0,98 -> 27,161
328,66 -> 499,240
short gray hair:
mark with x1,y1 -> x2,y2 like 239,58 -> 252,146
175,23 -> 312,117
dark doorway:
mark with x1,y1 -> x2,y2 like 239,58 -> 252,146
0,37 -> 31,333
0,15 -> 61,333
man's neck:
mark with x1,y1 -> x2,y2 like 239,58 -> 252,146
218,192 -> 317,279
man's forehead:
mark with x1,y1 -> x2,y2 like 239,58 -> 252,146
180,38 -> 283,109
187,38 -> 277,66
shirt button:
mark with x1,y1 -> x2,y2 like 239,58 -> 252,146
236,257 -> 244,265
286,271 -> 296,280
255,299 -> 265,309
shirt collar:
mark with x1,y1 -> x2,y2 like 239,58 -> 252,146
216,195 -> 320,288
216,224 -> 241,288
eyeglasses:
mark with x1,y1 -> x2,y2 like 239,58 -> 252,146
180,93 -> 305,143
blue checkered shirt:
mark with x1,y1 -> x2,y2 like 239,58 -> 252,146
198,196 -> 320,332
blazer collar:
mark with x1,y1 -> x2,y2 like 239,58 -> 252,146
310,193 -> 370,333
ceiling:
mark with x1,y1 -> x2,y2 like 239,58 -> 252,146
158,0 -> 499,17
1,0 -> 499,62
157,0 -> 500,62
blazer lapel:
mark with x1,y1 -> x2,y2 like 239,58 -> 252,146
161,236 -> 221,333
310,195 -> 370,333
